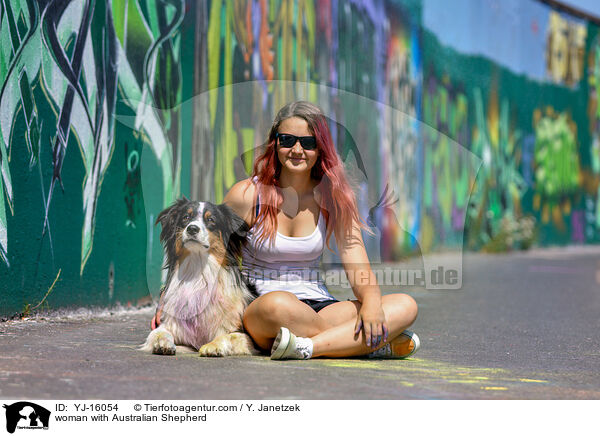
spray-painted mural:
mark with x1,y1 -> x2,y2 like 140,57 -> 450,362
0,0 -> 190,315
3,0 -> 600,315
200,0 -> 410,265
422,0 -> 600,249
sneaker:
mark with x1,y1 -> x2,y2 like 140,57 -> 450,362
270,327 -> 313,360
368,330 -> 420,359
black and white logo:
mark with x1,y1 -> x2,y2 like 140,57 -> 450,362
3,402 -> 50,433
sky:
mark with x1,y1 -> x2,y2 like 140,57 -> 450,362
560,0 -> 600,17
422,0 -> 594,81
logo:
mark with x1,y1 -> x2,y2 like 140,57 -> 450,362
3,402 -> 50,433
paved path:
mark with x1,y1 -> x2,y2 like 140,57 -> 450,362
1,247 -> 599,399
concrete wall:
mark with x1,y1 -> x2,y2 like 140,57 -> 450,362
1,0 -> 598,316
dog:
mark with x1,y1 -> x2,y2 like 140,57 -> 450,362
141,198 -> 259,356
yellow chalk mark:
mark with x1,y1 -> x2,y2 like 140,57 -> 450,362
320,361 -> 381,369
318,358 -> 550,393
318,358 -> 511,379
396,359 -> 508,374
446,380 -> 482,384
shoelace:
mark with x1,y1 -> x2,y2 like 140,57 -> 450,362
298,346 -> 311,359
368,343 -> 391,358
293,337 -> 313,359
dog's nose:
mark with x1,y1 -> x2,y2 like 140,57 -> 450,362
186,224 -> 200,236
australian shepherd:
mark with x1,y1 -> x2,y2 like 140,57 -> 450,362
141,198 -> 259,356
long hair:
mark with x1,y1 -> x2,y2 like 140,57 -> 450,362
250,101 -> 369,249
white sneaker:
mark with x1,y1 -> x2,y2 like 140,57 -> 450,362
368,330 -> 420,359
270,327 -> 313,360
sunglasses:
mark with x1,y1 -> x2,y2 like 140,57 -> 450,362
276,133 -> 318,151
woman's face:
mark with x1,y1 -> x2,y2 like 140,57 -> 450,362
276,117 -> 320,176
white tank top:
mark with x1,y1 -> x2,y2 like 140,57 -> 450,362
241,177 -> 335,301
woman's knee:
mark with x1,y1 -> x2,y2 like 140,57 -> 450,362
382,293 -> 418,328
244,291 -> 300,325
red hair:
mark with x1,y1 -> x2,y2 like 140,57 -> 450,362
250,101 -> 369,250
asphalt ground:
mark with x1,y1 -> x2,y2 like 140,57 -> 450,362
1,246 -> 599,400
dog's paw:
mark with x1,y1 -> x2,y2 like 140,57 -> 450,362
153,333 -> 176,355
141,328 -> 176,355
198,333 -> 258,357
198,341 -> 226,357
229,332 -> 260,355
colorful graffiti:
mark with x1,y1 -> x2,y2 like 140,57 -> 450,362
379,9 -> 420,260
4,0 -> 600,315
202,0 -> 338,202
0,0 -> 186,314
467,87 -> 530,250
201,0 -> 388,211
586,33 -> 600,242
420,72 -> 482,252
546,11 -> 587,86
533,110 -> 581,227
422,0 -> 600,249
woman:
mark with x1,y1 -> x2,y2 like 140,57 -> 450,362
224,101 -> 419,360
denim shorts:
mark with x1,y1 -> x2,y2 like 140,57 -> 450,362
300,298 -> 339,312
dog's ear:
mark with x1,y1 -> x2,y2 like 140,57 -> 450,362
218,203 -> 250,238
155,198 -> 187,244
155,202 -> 179,228
217,203 -> 249,260
155,204 -> 174,227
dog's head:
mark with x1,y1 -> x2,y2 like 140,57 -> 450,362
155,198 -> 250,269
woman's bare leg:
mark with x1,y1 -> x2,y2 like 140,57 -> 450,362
311,293 -> 418,357
243,291 -> 418,357
243,291 -> 334,350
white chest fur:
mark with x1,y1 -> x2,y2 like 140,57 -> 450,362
160,253 -> 251,349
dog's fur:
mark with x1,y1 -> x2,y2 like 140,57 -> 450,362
141,199 -> 259,356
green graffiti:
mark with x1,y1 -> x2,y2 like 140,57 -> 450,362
0,0 -> 182,274
206,0 -> 324,202
589,39 -> 600,230
534,114 -> 581,198
422,77 -> 475,248
467,88 -> 529,249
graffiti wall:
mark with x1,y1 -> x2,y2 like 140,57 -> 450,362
0,0 -> 193,315
2,0 -> 600,315
422,0 -> 600,249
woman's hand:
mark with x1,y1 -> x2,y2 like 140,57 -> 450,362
151,286 -> 166,330
354,295 -> 388,349
151,308 -> 162,330
336,217 -> 389,349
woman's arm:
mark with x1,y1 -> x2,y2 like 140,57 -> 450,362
337,220 -> 387,349
223,178 -> 257,227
